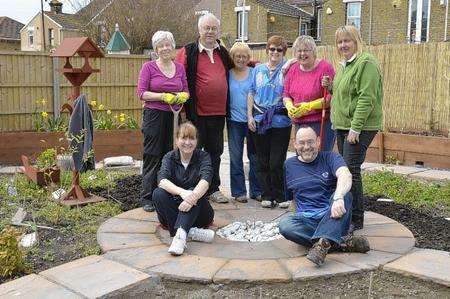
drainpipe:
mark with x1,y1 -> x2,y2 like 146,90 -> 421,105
445,0 -> 449,41
40,0 -> 46,51
242,0 -> 246,42
368,0 -> 373,45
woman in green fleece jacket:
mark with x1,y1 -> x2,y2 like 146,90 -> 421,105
322,25 -> 382,231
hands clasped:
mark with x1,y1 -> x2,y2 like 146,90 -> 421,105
178,189 -> 197,212
162,92 -> 189,105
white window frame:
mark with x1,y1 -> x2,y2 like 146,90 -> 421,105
346,2 -> 361,30
407,0 -> 431,43
234,5 -> 250,41
316,8 -> 323,41
300,22 -> 308,36
27,28 -> 34,46
48,28 -> 55,46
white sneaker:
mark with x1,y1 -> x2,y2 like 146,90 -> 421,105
188,227 -> 215,243
261,200 -> 273,208
168,234 -> 186,256
278,201 -> 291,209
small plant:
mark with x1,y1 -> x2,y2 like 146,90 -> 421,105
384,154 -> 400,165
0,227 -> 28,278
32,98 -> 67,132
91,99 -> 139,130
35,148 -> 57,170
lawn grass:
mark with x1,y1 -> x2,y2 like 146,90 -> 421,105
363,171 -> 450,213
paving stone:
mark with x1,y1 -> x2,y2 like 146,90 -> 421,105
367,236 -> 415,254
114,208 -> 159,222
209,201 -> 238,211
355,222 -> 414,238
213,259 -> 291,283
40,255 -> 157,299
186,239 -> 290,259
226,208 -> 288,223
361,162 -> 383,170
0,274 -> 81,299
209,212 -> 232,230
409,169 -> 450,181
364,211 -> 397,225
98,232 -> 162,252
279,256 -> 361,280
384,249 -> 450,286
104,245 -> 177,270
98,217 -> 157,234
270,237 -> 308,257
386,165 -> 426,175
0,166 -> 22,175
328,250 -> 401,270
148,255 -> 227,283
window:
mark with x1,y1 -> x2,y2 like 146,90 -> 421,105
346,2 -> 361,30
408,0 -> 430,43
27,28 -> 34,46
316,8 -> 323,40
48,28 -> 54,46
237,10 -> 249,41
300,22 -> 308,36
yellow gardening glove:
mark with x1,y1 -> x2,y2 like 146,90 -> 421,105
161,93 -> 177,104
284,100 -> 297,118
293,103 -> 310,118
305,98 -> 325,111
175,92 -> 189,104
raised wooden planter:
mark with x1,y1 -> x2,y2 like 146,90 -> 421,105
0,130 -> 143,166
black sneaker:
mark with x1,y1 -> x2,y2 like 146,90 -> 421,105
306,238 -> 331,266
341,235 -> 370,253
143,202 -> 155,212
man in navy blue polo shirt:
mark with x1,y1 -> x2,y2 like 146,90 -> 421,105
279,125 -> 370,266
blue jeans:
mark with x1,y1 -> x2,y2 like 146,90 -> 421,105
227,120 -> 262,198
295,119 -> 335,152
278,193 -> 352,246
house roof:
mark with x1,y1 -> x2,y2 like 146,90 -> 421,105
255,0 -> 313,19
105,24 -> 130,52
0,16 -> 24,40
44,11 -> 80,30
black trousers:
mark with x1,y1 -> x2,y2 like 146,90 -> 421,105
193,116 -> 225,195
336,129 -> 377,226
251,126 -> 292,203
141,109 -> 174,206
152,187 -> 215,237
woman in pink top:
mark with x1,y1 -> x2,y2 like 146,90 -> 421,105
136,31 -> 189,212
283,36 -> 335,151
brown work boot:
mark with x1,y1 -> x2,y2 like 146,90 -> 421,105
306,238 -> 331,266
341,235 -> 370,253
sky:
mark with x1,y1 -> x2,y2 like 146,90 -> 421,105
0,0 -> 78,24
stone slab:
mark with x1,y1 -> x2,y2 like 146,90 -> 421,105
361,163 -> 388,172
355,222 -> 414,238
386,165 -> 426,176
40,255 -> 156,299
271,238 -> 308,257
226,208 -> 288,223
0,166 -> 22,175
114,208 -> 159,222
148,255 -> 227,283
0,274 -> 81,299
104,245 -> 177,270
213,259 -> 291,283
209,201 -> 238,211
409,169 -> 450,181
361,162 -> 383,170
279,256 -> 361,280
384,249 -> 450,286
328,250 -> 401,270
98,217 -> 157,234
367,236 -> 415,254
364,211 -> 397,225
98,232 -> 162,252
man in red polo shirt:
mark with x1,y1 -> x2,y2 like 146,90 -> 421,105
176,13 -> 233,203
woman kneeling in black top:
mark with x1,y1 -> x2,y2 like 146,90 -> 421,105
153,122 -> 215,256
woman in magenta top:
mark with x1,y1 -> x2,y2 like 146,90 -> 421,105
283,36 -> 335,151
136,30 -> 189,212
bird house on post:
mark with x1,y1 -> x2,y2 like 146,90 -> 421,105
51,37 -> 104,112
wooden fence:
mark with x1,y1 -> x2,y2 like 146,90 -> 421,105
0,42 -> 449,135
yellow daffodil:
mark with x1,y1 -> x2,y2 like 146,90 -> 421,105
41,99 -> 47,105
98,104 -> 105,110
119,113 -> 126,117
106,109 -> 112,115
119,116 -> 126,122
90,100 -> 97,107
41,111 -> 48,118
35,99 -> 41,104
113,114 -> 118,119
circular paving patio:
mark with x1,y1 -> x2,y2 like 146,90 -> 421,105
97,200 -> 415,283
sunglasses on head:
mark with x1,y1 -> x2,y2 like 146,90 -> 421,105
269,47 -> 283,52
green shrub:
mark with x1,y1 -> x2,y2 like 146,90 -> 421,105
0,227 -> 27,278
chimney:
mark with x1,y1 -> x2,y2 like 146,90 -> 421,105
49,0 -> 63,14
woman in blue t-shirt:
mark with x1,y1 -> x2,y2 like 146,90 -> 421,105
227,42 -> 262,203
247,36 -> 292,208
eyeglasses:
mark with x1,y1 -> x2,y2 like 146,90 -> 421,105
297,140 -> 316,147
268,47 -> 283,53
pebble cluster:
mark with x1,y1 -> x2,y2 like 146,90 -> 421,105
216,220 -> 282,242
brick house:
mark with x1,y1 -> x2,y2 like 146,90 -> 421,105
220,0 -> 313,46
292,0 -> 449,45
20,0 -> 82,51
0,17 -> 24,51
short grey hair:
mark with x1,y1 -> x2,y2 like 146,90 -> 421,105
198,12 -> 220,30
292,35 -> 317,55
151,30 -> 175,50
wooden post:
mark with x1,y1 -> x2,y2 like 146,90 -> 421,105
378,132 -> 384,163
